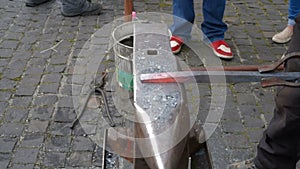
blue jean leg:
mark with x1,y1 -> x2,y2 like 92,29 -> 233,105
170,0 -> 227,43
201,0 -> 227,43
288,0 -> 300,26
170,0 -> 194,42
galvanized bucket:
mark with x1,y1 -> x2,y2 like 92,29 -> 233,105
112,22 -> 134,91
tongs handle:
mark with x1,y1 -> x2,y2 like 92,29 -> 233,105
261,78 -> 300,88
259,52 -> 300,73
259,52 -> 300,87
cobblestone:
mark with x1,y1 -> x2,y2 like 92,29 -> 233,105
0,137 -> 17,153
4,108 -> 29,122
0,0 -> 299,168
43,151 -> 67,167
13,148 -> 39,164
0,123 -> 24,137
0,153 -> 11,169
45,135 -> 71,152
20,132 -> 44,148
11,164 -> 35,169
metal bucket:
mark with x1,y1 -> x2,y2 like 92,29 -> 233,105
112,22 -> 134,91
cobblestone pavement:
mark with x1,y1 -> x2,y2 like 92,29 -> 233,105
0,0 -> 299,169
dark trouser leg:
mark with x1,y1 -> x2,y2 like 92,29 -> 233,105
254,86 -> 300,169
255,14 -> 300,169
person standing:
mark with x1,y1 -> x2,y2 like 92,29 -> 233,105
272,0 -> 300,43
170,0 -> 233,59
25,0 -> 102,17
229,14 -> 300,169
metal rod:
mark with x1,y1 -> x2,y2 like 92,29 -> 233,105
189,64 -> 284,72
140,71 -> 300,84
102,129 -> 108,169
96,88 -> 116,127
124,0 -> 133,21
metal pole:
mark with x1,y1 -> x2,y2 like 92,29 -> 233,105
124,0 -> 133,21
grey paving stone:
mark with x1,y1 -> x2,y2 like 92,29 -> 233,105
15,85 -> 36,96
27,120 -> 49,133
239,105 -> 261,118
45,135 -> 71,152
206,126 -> 230,169
45,65 -> 66,73
0,49 -> 13,58
24,66 -> 44,76
0,137 -> 17,153
53,107 -> 76,123
233,83 -> 252,93
247,129 -> 264,143
67,151 -> 93,167
33,95 -> 57,107
1,40 -> 19,49
222,108 -> 241,121
224,134 -> 251,149
0,101 -> 8,117
4,108 -> 29,122
57,96 -> 74,108
0,0 -> 295,168
60,85 -> 72,95
49,56 -> 69,65
92,146 -> 103,167
30,106 -> 54,121
72,136 -> 94,151
20,132 -> 44,148
0,153 -> 11,169
43,152 -> 67,167
13,50 -> 31,59
14,148 -> 39,164
9,25 -> 26,33
229,148 -> 254,164
49,122 -> 72,136
79,109 -> 100,123
28,58 -> 47,67
0,123 -> 24,137
39,83 -> 60,94
237,93 -> 256,105
0,59 -> 10,67
2,68 -> 24,80
262,112 -> 273,124
11,163 -> 35,169
42,74 -> 62,83
243,116 -> 265,128
222,121 -> 245,134
11,96 -> 32,108
20,74 -> 42,86
72,125 -> 88,136
7,59 -> 27,70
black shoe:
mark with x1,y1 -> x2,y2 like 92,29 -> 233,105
227,158 -> 257,169
61,2 -> 102,17
25,0 -> 52,7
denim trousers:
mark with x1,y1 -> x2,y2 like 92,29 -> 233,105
288,0 -> 300,26
170,0 -> 227,43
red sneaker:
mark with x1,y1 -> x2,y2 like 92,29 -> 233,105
211,40 -> 233,59
170,36 -> 184,54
